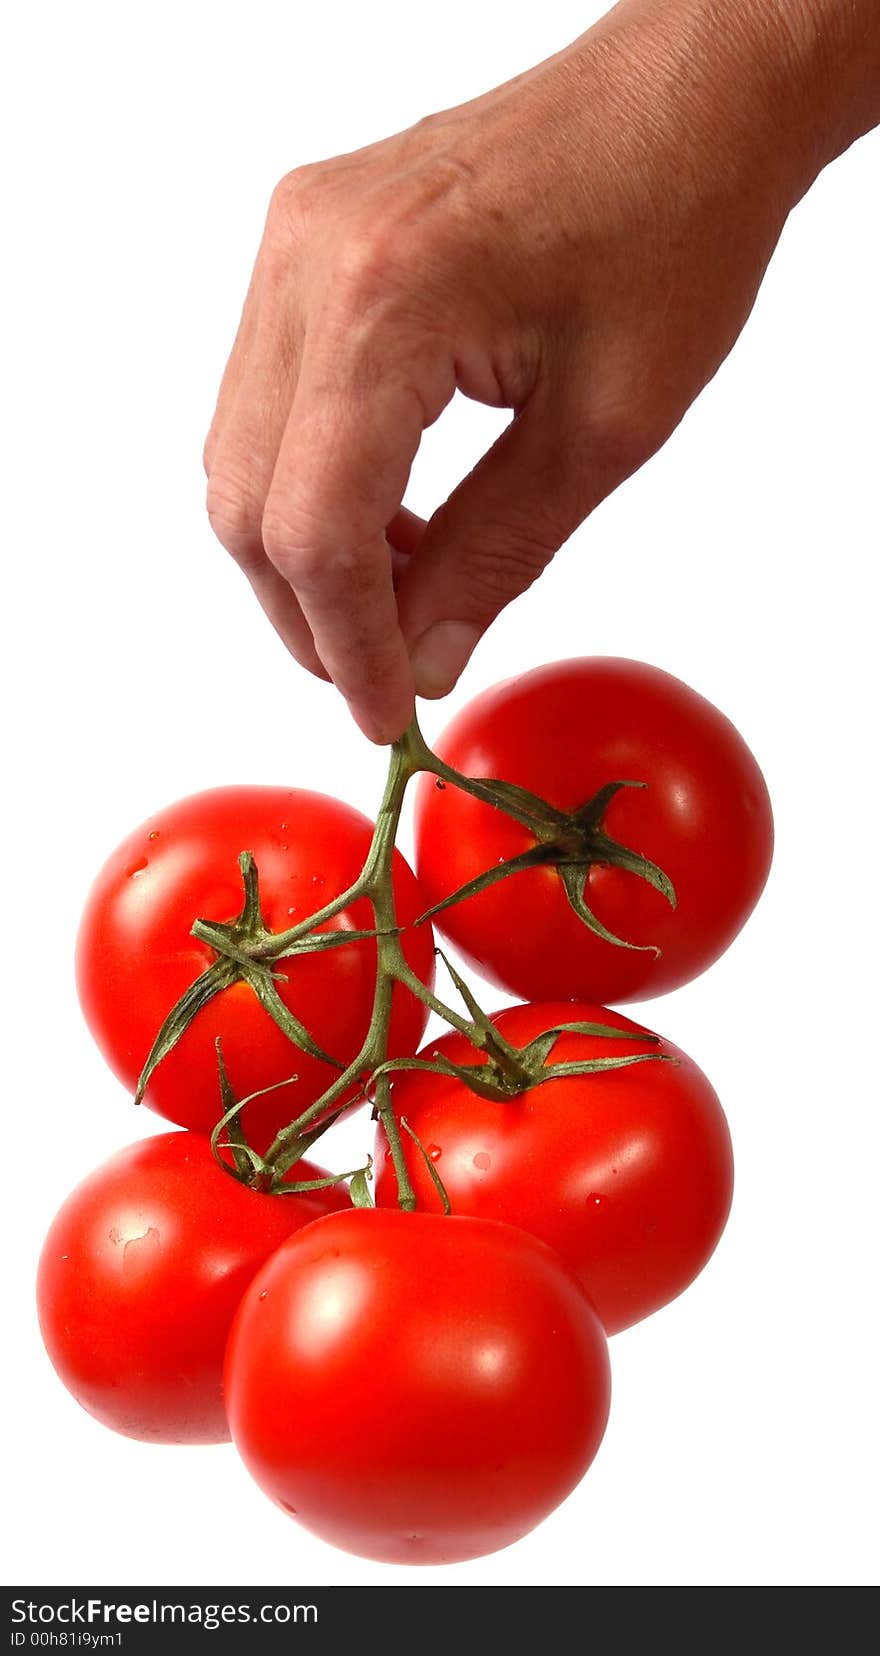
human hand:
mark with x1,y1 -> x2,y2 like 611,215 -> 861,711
204,0 -> 874,742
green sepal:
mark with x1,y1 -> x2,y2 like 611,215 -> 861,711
236,850 -> 263,927
519,1020 -> 660,1069
400,1116 -> 452,1215
559,862 -> 660,954
428,1056 -> 524,1101
135,956 -> 239,1104
214,1037 -> 255,1182
243,965 -> 344,1069
349,1160 -> 374,1209
267,1165 -> 366,1198
589,831 -> 677,908
572,779 -> 646,831
541,1052 -> 676,1082
209,1063 -> 305,1185
434,949 -> 532,1080
471,776 -> 569,834
272,927 -> 389,961
414,844 -> 556,926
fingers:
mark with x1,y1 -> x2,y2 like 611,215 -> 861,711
396,387 -> 649,698
205,221 -> 324,670
387,506 -> 427,589
259,326 -> 454,742
207,351 -> 331,678
387,505 -> 427,560
240,559 -> 329,679
204,170 -> 456,739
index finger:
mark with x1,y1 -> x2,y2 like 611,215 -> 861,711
262,335 -> 453,744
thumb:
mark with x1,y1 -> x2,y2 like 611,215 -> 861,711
397,391 -> 633,698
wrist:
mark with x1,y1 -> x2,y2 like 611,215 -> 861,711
564,0 -> 879,213
723,0 -> 880,182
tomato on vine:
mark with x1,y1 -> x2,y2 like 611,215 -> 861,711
414,658 -> 773,1003
224,1208 -> 611,1564
36,1131 -> 349,1443
76,786 -> 435,1146
375,1000 -> 733,1333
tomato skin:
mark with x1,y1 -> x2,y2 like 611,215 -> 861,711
374,1002 -> 733,1334
76,787 -> 434,1144
224,1208 -> 610,1564
36,1131 -> 348,1444
415,658 -> 773,1003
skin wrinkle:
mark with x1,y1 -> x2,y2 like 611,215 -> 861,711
203,0 -> 880,742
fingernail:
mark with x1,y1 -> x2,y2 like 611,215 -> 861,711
410,622 -> 482,698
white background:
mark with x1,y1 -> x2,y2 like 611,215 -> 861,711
3,0 -> 878,1591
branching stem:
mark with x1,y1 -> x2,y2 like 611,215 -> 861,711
136,711 -> 673,1209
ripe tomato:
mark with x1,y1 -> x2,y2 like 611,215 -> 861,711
36,1130 -> 348,1443
375,1002 -> 733,1334
224,1208 -> 610,1563
77,787 -> 434,1145
415,658 -> 773,1003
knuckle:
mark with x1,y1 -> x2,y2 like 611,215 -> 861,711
586,362 -> 678,477
268,165 -> 323,222
261,510 -> 325,586
330,185 -> 449,306
205,472 -> 263,564
202,428 -> 217,478
331,221 -> 395,306
595,408 -> 667,475
261,167 -> 329,275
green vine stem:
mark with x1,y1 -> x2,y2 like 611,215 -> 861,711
134,712 -> 676,1209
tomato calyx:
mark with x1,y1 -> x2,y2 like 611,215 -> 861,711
134,850 -> 379,1105
210,1038 -> 374,1199
374,952 -> 672,1106
414,771 -> 677,954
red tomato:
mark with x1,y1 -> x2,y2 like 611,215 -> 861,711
415,658 -> 773,1003
375,1002 -> 733,1334
77,787 -> 434,1145
36,1130 -> 348,1443
224,1208 -> 610,1564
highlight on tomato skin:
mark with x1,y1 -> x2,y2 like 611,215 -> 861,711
414,657 -> 774,1005
375,1001 -> 734,1335
36,1130 -> 349,1444
75,785 -> 435,1147
223,1207 -> 611,1565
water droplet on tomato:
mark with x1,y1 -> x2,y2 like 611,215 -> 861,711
473,1151 -> 491,1172
148,830 -> 160,841
122,1227 -> 161,1271
428,1144 -> 442,1162
287,906 -> 297,917
258,1290 -> 268,1301
588,1192 -> 606,1208
125,857 -> 148,877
